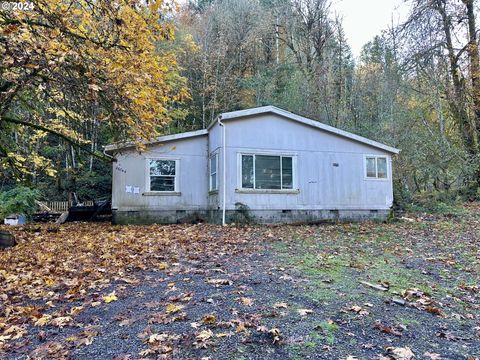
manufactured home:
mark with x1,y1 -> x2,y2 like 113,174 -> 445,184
105,106 -> 400,224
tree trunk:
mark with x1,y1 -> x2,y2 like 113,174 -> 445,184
463,0 -> 480,184
436,0 -> 477,155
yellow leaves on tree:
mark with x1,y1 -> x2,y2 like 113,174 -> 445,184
1,0 -> 189,172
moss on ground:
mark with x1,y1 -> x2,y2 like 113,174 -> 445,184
272,213 -> 479,322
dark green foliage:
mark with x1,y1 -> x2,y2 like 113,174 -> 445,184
0,187 -> 40,218
231,202 -> 255,224
403,188 -> 479,216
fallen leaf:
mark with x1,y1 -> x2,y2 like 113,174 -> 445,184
34,315 -> 52,327
256,325 -> 268,332
158,262 -> 169,270
297,309 -> 313,316
112,355 -> 132,360
50,316 -> 72,328
202,314 -> 216,325
165,303 -> 184,314
103,292 -> 118,303
30,341 -> 69,359
194,329 -> 215,349
236,322 -> 247,333
0,335 -> 12,342
425,306 -> 442,315
269,328 -> 281,343
373,321 -> 402,337
138,349 -> 155,356
424,352 -> 441,360
386,347 -> 415,360
148,333 -> 168,343
196,330 -> 213,340
349,305 -> 369,315
240,297 -> 254,306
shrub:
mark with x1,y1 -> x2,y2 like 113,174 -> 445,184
0,187 -> 40,218
432,201 -> 468,217
404,189 -> 471,217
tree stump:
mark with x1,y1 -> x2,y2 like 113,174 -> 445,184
0,230 -> 16,249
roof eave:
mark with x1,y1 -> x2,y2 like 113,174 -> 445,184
104,129 -> 208,153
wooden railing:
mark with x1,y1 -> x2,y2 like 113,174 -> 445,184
36,201 -> 94,213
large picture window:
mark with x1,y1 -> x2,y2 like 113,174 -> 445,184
148,159 -> 177,191
365,155 -> 388,179
240,154 -> 294,190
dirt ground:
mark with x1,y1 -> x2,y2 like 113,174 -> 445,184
0,204 -> 479,359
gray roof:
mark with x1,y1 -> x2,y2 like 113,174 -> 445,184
105,106 -> 400,154
104,129 -> 208,152
208,106 -> 400,154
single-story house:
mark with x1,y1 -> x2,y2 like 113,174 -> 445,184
105,106 -> 400,224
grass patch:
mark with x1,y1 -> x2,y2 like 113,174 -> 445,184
313,321 -> 339,345
364,256 -> 434,294
286,321 -> 339,359
272,212 -> 479,325
274,241 -> 361,303
395,315 -> 420,327
274,235 -> 434,303
286,344 -> 314,360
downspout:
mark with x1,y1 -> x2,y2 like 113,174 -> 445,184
217,116 -> 227,225
103,148 -> 118,214
102,147 -> 116,162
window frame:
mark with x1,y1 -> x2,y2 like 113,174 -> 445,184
145,157 -> 180,194
237,152 -> 297,192
209,152 -> 219,192
364,155 -> 389,180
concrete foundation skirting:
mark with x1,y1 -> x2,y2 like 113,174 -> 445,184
112,210 -> 208,225
112,209 -> 390,224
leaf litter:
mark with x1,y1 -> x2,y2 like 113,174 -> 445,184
0,206 -> 479,359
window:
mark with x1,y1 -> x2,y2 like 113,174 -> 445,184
209,153 -> 218,191
365,156 -> 388,179
240,154 -> 294,190
148,159 -> 177,191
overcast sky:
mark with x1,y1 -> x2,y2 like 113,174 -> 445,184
330,0 -> 410,58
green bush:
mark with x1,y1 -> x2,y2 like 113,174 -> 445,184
404,189 -> 472,217
393,179 -> 413,210
0,187 -> 40,218
432,201 -> 468,217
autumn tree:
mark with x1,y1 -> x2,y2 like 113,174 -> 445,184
399,0 -> 480,185
177,0 -> 271,129
0,0 -> 188,180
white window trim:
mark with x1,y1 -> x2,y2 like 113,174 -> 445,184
364,155 -> 389,180
209,152 -> 219,192
145,157 -> 180,194
237,152 -> 298,191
